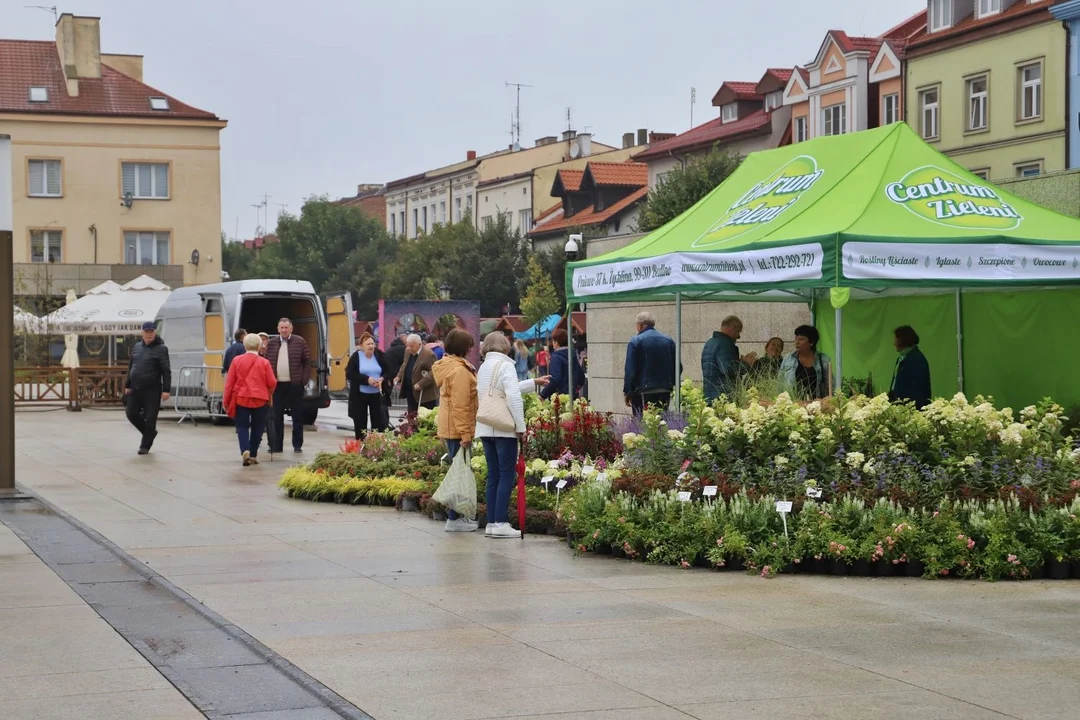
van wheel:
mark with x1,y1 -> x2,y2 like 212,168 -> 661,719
209,400 -> 232,426
303,408 -> 318,426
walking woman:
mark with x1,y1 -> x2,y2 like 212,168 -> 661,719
346,333 -> 390,439
432,329 -> 479,532
779,325 -> 833,401
476,333 -> 549,538
223,333 -> 278,466
513,339 -> 530,382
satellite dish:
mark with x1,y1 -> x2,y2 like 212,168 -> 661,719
190,249 -> 200,266
569,141 -> 581,159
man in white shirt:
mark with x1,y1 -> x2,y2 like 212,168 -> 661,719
264,317 -> 312,454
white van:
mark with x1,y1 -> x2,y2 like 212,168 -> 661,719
154,279 -> 354,424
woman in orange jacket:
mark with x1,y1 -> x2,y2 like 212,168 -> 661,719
432,329 -> 479,532
223,333 -> 278,466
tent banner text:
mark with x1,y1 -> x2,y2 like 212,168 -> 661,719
571,243 -> 824,297
843,242 -> 1080,281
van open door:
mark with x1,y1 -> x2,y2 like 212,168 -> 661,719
326,292 -> 355,393
200,293 -> 228,396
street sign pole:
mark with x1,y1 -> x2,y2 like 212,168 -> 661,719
1,134 -> 16,492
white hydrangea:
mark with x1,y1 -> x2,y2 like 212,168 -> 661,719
845,451 -> 865,468
775,455 -> 789,467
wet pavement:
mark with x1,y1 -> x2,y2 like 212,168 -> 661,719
7,407 -> 1080,719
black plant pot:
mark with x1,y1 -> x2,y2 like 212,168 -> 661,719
852,559 -> 872,577
611,546 -> 626,559
780,563 -> 796,575
432,510 -> 447,522
728,557 -> 746,572
694,554 -> 711,568
812,557 -> 829,575
905,559 -> 926,577
830,559 -> 849,576
1072,559 -> 1080,578
400,497 -> 420,512
545,525 -> 559,536
595,542 -> 612,555
874,560 -> 895,577
1028,562 -> 1045,580
1047,558 -> 1070,580
566,532 -> 578,548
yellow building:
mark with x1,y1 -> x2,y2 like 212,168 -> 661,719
905,0 -> 1064,181
1,14 -> 226,297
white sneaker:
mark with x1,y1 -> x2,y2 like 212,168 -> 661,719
484,524 -> 493,537
488,522 -> 520,539
444,518 -> 478,533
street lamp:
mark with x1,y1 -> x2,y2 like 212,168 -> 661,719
564,234 -> 582,403
438,282 -> 451,301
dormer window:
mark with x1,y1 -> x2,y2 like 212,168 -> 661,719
977,0 -> 1002,17
721,103 -> 738,123
929,0 -> 953,32
765,91 -> 783,112
149,97 -> 169,111
28,86 -> 48,103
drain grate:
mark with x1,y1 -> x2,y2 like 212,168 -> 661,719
0,494 -> 374,720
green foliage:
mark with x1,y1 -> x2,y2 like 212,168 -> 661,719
220,233 -> 257,281
278,467 -> 427,505
638,148 -> 743,232
520,255 -> 562,328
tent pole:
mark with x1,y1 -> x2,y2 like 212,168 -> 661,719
834,305 -> 843,394
674,292 -> 682,410
955,288 -> 964,393
566,304 -> 574,405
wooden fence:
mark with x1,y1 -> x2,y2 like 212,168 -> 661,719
14,367 -> 129,410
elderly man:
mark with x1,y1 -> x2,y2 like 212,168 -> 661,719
124,321 -> 171,455
702,315 -> 758,401
395,333 -> 438,414
265,317 -> 312,454
623,311 -> 677,417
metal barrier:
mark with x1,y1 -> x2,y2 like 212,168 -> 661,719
173,365 -> 228,425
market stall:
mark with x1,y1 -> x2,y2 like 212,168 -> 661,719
566,123 -> 1080,408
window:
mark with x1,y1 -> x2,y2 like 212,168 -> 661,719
656,171 -> 671,186
123,231 -> 170,265
422,206 -> 428,232
440,201 -> 446,224
30,230 -> 62,263
28,86 -> 48,102
519,208 -> 532,230
929,0 -> 953,32
882,94 -> 900,126
920,87 -> 940,140
1016,162 -> 1042,177
28,159 -> 61,197
412,208 -> 418,237
795,116 -> 808,142
465,194 -> 473,210
149,96 -> 169,111
481,215 -> 493,229
1019,62 -> 1042,120
967,75 -> 988,131
721,103 -> 738,123
121,162 -> 169,199
978,0 -> 1001,18
970,168 -> 990,180
822,104 -> 846,136
431,204 -> 436,227
390,213 -> 396,235
454,196 -> 462,221
765,91 -> 783,112
399,211 -> 405,233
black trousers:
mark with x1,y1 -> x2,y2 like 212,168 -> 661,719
272,382 -> 305,452
125,387 -> 162,449
352,392 -> 388,439
630,391 -> 671,418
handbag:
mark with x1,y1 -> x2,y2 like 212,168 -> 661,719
432,449 -> 477,517
476,357 -> 516,432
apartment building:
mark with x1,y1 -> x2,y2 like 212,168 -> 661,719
1,14 -> 226,296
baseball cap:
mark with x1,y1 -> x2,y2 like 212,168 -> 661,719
141,321 -> 156,331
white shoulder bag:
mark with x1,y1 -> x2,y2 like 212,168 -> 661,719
476,357 -> 516,432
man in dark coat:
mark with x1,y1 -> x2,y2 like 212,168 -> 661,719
265,317 -> 312,454
125,322 -> 172,454
395,334 -> 438,413
623,312 -> 678,416
222,328 -> 247,375
383,334 -> 407,403
888,325 -> 931,409
702,315 -> 757,402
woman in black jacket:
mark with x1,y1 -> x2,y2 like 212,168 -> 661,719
888,325 -> 931,409
346,333 -> 392,439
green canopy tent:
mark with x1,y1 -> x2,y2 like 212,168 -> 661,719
566,122 -> 1080,410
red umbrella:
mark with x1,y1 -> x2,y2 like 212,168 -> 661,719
516,445 -> 527,539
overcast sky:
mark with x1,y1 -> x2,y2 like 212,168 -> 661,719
7,0 -> 925,239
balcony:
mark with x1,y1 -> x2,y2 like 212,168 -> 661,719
13,263 -> 185,296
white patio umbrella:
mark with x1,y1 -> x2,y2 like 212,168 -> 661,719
60,288 -> 80,369
42,280 -> 172,335
13,306 -> 42,334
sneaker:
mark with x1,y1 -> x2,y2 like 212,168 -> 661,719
249,456 -> 260,465
489,522 -> 520,539
242,451 -> 251,467
294,448 -> 303,455
444,518 -> 478,533
137,447 -> 149,455
484,524 -> 493,537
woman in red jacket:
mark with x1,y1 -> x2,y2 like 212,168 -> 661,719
224,333 -> 278,466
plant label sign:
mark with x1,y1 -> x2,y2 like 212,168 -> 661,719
596,472 -> 607,483
441,453 -> 448,464
555,479 -> 569,490
582,465 -> 595,475
775,500 -> 793,513
703,486 -> 718,497
805,487 -> 822,499
677,491 -> 692,502
541,476 -> 554,487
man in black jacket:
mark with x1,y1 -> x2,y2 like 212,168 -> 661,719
125,322 -> 172,454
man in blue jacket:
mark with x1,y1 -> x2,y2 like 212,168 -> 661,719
888,325 -> 931,408
702,315 -> 757,401
623,312 -> 677,417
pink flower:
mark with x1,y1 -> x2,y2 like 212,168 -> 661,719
617,517 -> 626,524
717,537 -> 725,547
933,511 -> 940,518
577,544 -> 587,552
592,530 -> 600,539
967,539 -> 975,550
793,558 -> 801,564
940,569 -> 949,576
956,534 -> 965,541
892,559 -> 900,565
760,565 -> 772,578
679,559 -> 691,569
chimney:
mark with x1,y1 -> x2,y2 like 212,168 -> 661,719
636,128 -> 648,146
622,132 -> 635,148
466,150 -> 477,161
649,132 -> 676,144
535,136 -> 557,147
55,14 -> 101,97
561,129 -> 577,142
101,54 -> 143,82
356,183 -> 382,196
577,133 -> 592,157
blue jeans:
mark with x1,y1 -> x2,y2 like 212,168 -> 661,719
482,437 -> 518,524
444,439 -> 467,521
235,404 -> 269,457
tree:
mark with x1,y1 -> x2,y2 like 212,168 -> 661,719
220,233 -> 256,281
520,255 -> 561,328
637,148 -> 743,232
254,197 -> 398,318
525,232 -> 590,306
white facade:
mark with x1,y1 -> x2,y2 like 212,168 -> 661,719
477,174 -> 533,235
385,161 -> 481,239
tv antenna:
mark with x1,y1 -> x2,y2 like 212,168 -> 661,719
566,107 -> 573,133
690,87 -> 697,128
505,81 -> 532,148
25,5 -> 57,23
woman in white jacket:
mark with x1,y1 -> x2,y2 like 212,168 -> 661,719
476,333 -> 549,538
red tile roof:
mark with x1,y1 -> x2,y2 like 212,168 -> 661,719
797,67 -> 810,84
756,68 -> 796,95
907,0 -> 1053,47
494,315 -> 531,333
633,109 -> 772,162
711,80 -> 763,107
530,187 -> 648,238
583,162 -> 648,188
0,39 -> 219,119
552,169 -> 584,195
533,202 -> 564,225
880,9 -> 927,40
830,30 -> 883,56
241,235 -> 279,250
